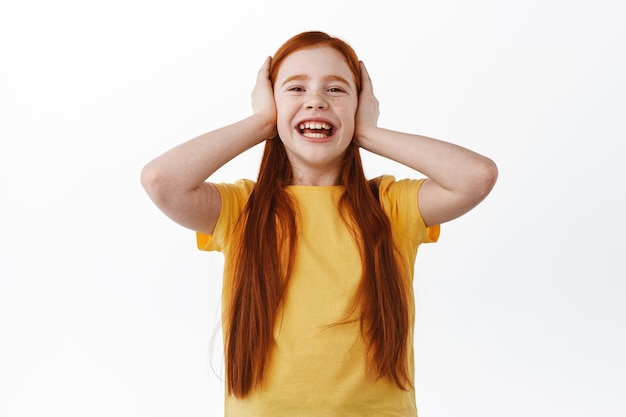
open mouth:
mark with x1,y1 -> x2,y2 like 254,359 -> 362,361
298,121 -> 334,139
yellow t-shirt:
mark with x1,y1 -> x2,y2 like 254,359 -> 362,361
197,175 -> 439,417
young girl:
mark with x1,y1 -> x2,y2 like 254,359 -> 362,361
141,31 -> 497,417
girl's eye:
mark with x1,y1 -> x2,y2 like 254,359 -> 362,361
328,87 -> 346,93
288,87 -> 304,92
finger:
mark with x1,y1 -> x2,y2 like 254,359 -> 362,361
263,55 -> 271,69
359,61 -> 373,92
258,56 -> 271,78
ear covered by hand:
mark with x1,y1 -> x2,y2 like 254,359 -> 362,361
251,56 -> 278,140
354,61 -> 380,146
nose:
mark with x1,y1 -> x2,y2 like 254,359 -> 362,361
305,91 -> 328,110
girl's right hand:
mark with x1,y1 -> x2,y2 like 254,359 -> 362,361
354,61 -> 380,149
251,56 -> 278,139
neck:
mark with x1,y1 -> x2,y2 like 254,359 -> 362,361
288,166 -> 342,186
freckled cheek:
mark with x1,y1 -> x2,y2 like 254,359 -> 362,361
333,98 -> 358,113
274,98 -> 296,128
337,104 -> 358,131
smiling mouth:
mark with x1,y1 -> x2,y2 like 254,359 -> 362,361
298,121 -> 334,139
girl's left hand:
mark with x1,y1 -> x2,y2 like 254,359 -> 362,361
354,61 -> 380,147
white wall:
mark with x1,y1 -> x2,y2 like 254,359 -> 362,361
1,0 -> 624,416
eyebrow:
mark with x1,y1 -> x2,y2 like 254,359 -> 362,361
281,74 -> 352,87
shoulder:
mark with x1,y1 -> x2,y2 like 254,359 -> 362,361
372,175 -> 426,205
213,179 -> 257,207
214,178 -> 256,195
197,179 -> 256,252
371,175 -> 439,245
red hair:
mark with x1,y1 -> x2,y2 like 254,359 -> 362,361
226,31 -> 411,397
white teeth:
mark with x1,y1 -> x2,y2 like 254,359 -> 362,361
298,121 -> 333,139
302,132 -> 328,139
300,121 -> 331,130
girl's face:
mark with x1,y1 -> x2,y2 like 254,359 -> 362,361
273,46 -> 358,183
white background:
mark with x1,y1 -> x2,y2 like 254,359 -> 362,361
1,0 -> 624,416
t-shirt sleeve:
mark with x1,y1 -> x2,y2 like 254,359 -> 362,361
377,175 -> 440,246
196,179 -> 255,252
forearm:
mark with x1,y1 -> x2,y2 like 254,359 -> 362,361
142,113 -> 273,194
358,126 -> 496,193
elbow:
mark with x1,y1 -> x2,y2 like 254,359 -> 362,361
140,162 -> 168,205
459,157 -> 498,208
474,157 -> 498,200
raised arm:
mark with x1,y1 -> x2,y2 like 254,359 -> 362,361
140,57 -> 277,234
354,62 -> 498,227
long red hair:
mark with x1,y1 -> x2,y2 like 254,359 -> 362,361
226,31 -> 411,397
